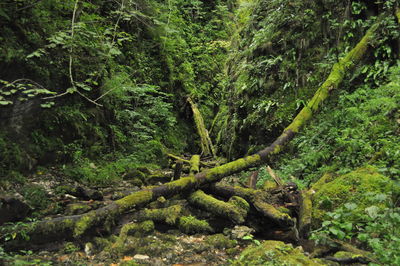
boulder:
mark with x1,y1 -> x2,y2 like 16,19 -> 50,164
0,193 -> 32,225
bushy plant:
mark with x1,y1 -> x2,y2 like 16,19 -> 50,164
311,192 -> 400,265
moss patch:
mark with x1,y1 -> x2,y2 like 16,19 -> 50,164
232,240 -> 325,265
178,215 -> 213,234
189,190 -> 249,224
312,166 -> 392,226
204,234 -> 237,249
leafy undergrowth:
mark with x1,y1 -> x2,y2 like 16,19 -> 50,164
272,63 -> 400,186
250,63 -> 400,264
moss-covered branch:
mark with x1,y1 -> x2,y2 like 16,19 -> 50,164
209,184 -> 293,227
188,190 -> 249,224
189,155 -> 201,175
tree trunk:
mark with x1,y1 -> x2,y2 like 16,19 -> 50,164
188,97 -> 216,157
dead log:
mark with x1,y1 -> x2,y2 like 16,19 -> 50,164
132,205 -> 185,225
209,184 -> 294,227
298,173 -> 334,238
0,20 -> 382,248
188,97 -> 216,157
188,190 -> 249,224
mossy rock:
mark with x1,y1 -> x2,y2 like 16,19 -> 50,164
204,234 -> 237,249
65,203 -> 92,215
178,215 -> 213,234
312,166 -> 393,226
123,169 -> 146,181
232,240 -> 326,265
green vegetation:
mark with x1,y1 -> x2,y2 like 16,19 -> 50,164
1,0 -> 400,265
232,240 -> 324,265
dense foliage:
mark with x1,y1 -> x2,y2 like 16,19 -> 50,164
0,0 -> 231,182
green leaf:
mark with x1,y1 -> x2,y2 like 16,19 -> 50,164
344,203 -> 357,210
358,233 -> 369,242
0,100 -> 12,105
340,222 -> 353,231
365,206 -> 380,219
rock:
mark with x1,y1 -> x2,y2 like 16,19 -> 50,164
229,225 -> 254,239
64,186 -> 103,201
65,202 -> 92,215
232,240 -> 325,265
312,166 -> 394,226
0,193 -> 32,225
84,242 -> 94,256
133,254 -> 150,260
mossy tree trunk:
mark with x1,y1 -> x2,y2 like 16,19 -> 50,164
188,97 -> 216,157
1,19 -> 383,249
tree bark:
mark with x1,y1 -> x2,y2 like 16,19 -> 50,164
1,20 -> 382,249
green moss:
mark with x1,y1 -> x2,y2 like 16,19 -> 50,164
63,242 -> 79,254
232,240 -> 325,265
310,173 -> 335,192
188,98 -> 215,157
115,190 -> 153,211
254,200 -> 292,222
205,234 -> 237,249
123,169 -> 146,181
166,176 -> 197,190
65,203 -> 92,215
189,190 -> 248,224
229,196 -> 250,216
139,205 -> 183,225
299,190 -> 312,236
178,215 -> 213,234
312,166 -> 392,225
120,221 -> 155,239
286,107 -> 313,133
206,154 -> 261,182
334,251 -> 362,259
263,180 -> 278,190
74,212 -> 97,237
189,155 -> 200,174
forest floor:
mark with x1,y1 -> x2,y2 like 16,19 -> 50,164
0,163 -> 265,265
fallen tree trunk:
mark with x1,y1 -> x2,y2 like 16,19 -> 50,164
208,184 -> 294,227
0,20 -> 382,249
188,97 -> 216,157
188,190 -> 249,224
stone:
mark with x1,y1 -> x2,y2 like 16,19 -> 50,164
0,193 -> 32,225
133,254 -> 150,260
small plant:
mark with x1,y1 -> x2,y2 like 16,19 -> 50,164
311,192 -> 400,264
